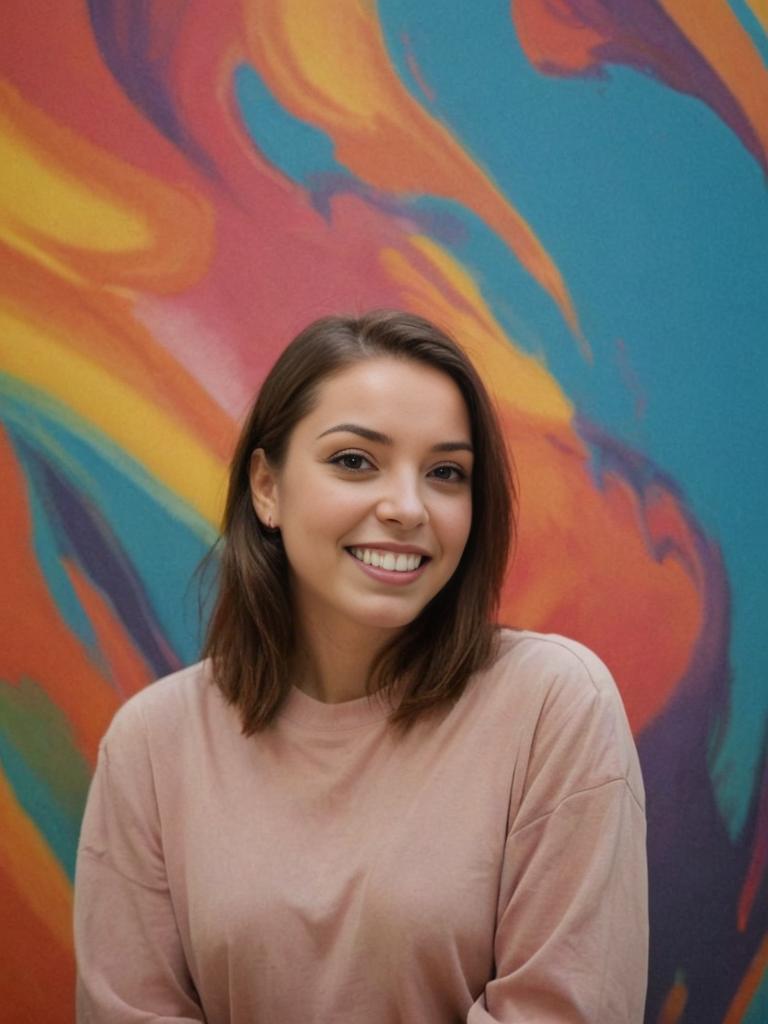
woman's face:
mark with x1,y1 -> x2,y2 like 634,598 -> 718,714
250,357 -> 473,645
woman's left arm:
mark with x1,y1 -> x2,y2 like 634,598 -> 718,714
467,776 -> 647,1022
468,643 -> 649,1023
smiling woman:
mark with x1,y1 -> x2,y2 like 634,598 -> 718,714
73,311 -> 649,1023
206,309 -> 514,724
248,356 -> 475,696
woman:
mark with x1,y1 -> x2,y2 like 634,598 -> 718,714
74,310 -> 648,1022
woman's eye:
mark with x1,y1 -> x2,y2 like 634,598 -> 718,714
330,451 -> 373,472
430,464 -> 466,482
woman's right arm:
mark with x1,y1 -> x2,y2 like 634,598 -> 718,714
74,700 -> 206,1023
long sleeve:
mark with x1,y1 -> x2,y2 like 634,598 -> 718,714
73,700 -> 205,1023
467,643 -> 649,1023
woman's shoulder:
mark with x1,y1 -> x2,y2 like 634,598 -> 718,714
483,628 -> 644,808
487,628 -> 618,696
492,628 -> 618,697
100,660 -> 221,752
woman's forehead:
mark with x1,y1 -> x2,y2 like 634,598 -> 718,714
304,357 -> 470,432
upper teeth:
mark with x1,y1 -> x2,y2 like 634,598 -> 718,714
350,548 -> 423,572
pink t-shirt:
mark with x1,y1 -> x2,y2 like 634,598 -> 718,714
74,630 -> 648,1022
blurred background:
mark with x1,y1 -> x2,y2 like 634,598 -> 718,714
1,2 -> 767,1021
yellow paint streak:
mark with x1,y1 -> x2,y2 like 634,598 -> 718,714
278,2 -> 387,121
381,236 -> 572,422
0,88 -> 151,253
0,311 -> 225,526
745,0 -> 768,34
1,225 -> 87,287
659,0 -> 768,164
245,0 -> 585,344
0,763 -> 73,950
0,80 -> 214,293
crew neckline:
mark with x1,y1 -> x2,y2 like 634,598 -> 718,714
280,682 -> 395,730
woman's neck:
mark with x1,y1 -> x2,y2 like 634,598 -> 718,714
292,615 -> 395,704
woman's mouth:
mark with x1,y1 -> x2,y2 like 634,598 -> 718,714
347,547 -> 427,573
350,548 -> 428,573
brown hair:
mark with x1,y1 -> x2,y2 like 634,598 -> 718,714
202,309 -> 516,733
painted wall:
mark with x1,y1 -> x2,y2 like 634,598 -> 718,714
1,2 -> 767,1020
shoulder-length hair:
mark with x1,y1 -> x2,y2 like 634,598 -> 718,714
202,309 -> 516,733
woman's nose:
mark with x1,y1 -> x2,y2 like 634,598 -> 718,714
375,474 -> 429,528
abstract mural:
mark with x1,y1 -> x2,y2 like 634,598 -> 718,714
1,2 -> 767,1020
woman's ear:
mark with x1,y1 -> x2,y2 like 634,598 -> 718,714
249,448 -> 280,529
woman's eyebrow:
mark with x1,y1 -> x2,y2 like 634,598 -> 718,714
316,423 -> 473,453
317,423 -> 390,443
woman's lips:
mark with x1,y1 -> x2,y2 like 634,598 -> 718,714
346,548 -> 430,586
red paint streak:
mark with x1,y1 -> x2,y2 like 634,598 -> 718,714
0,426 -> 117,766
512,0 -> 608,76
723,930 -> 768,1022
501,412 -> 704,733
737,756 -> 768,932
62,560 -> 154,702
402,32 -> 436,103
0,867 -> 74,1024
656,974 -> 688,1023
